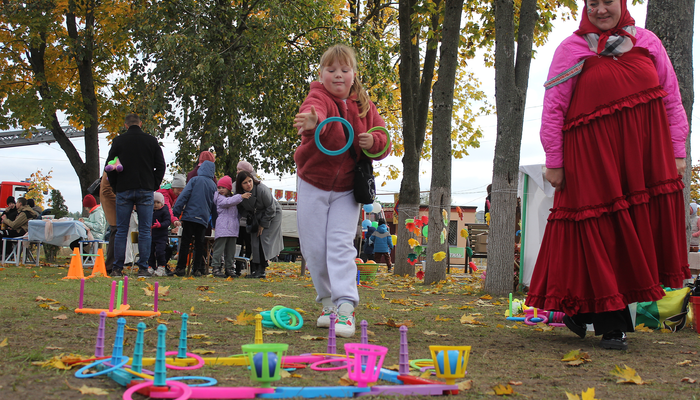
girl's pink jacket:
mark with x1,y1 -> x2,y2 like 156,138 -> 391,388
540,27 -> 688,168
295,82 -> 389,192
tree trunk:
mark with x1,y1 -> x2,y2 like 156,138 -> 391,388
395,0 -> 440,276
486,0 -> 538,295
645,0 -> 695,247
424,0 -> 463,284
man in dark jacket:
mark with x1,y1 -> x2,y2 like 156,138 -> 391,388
106,113 -> 166,277
172,160 -> 217,277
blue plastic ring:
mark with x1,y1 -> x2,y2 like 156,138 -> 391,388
167,376 -> 218,386
74,356 -> 129,378
315,117 -> 354,156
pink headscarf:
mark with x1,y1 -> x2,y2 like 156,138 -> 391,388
574,0 -> 636,54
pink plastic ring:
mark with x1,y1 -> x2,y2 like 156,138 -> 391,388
164,351 -> 205,370
122,379 -> 192,400
524,315 -> 548,326
309,358 -> 350,371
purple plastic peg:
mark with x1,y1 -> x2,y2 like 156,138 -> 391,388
79,278 -> 85,309
95,311 -> 107,357
327,313 -> 337,356
108,281 -> 116,312
399,325 -> 409,375
154,281 -> 159,312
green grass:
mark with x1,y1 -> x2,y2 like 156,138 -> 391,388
0,261 -> 698,399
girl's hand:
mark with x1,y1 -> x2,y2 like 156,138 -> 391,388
358,132 -> 374,149
241,192 -> 252,199
294,106 -> 318,134
545,167 -> 565,192
174,220 -> 181,227
676,158 -> 687,177
257,226 -> 264,237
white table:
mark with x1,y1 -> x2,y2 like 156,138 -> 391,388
28,220 -> 87,246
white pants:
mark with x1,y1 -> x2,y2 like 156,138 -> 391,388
297,178 -> 360,307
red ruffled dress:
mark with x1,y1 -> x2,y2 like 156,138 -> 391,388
526,47 -> 690,316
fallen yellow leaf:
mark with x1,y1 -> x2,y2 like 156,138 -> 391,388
0,338 -> 7,347
457,380 -> 473,391
492,384 -> 515,395
610,365 -> 645,385
634,323 -> 654,333
300,335 -> 326,341
65,380 -> 110,395
565,387 -> 598,400
191,349 -> 215,355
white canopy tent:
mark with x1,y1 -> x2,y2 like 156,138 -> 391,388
518,164 -> 555,287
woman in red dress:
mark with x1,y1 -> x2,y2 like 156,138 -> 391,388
526,0 -> 690,350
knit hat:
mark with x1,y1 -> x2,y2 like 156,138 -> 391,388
6,196 -> 15,205
154,191 -> 165,204
237,161 -> 254,173
199,151 -> 216,164
217,176 -> 233,191
171,174 -> 186,188
83,194 -> 97,209
690,203 -> 698,216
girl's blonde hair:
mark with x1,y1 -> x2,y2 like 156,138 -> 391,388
319,44 -> 371,118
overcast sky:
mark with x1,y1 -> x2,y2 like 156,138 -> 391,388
2,4 -> 698,213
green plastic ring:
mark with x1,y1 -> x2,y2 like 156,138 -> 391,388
409,358 -> 434,370
362,126 -> 391,158
275,308 -> 304,331
269,306 -> 286,329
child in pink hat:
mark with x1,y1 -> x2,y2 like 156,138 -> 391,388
211,175 -> 250,277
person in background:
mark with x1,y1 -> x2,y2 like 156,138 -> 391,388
149,191 -> 171,277
211,175 -> 250,278
186,151 -> 216,183
1,196 -> 18,229
526,0 -> 689,350
73,194 -> 107,250
1,197 -> 37,240
27,199 -> 43,217
99,172 -> 117,274
689,203 -> 699,252
236,171 -> 283,279
369,219 -> 393,272
172,160 -> 217,277
106,113 -> 166,278
235,161 -> 255,268
157,173 -> 186,232
361,224 -> 376,262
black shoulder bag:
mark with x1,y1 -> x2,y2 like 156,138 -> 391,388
337,105 -> 376,205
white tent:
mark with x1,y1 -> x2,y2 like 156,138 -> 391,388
518,165 -> 555,287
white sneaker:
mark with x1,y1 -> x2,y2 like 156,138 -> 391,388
335,303 -> 356,338
147,267 -> 155,275
154,267 -> 166,277
316,298 -> 336,328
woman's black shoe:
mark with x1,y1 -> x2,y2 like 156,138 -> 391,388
563,315 -> 587,339
600,330 -> 628,350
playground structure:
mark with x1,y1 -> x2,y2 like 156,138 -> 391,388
75,276 -> 161,318
74,305 -> 470,399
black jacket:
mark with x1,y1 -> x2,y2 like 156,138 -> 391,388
106,125 -> 166,192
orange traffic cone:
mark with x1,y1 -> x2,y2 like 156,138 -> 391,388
88,248 -> 108,278
63,247 -> 85,280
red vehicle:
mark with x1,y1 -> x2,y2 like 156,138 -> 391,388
0,181 -> 30,209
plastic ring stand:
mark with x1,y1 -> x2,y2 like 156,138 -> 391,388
315,117 -> 354,156
362,126 -> 391,158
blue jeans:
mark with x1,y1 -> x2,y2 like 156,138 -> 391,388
114,189 -> 154,271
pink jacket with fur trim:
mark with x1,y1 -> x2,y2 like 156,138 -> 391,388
295,82 -> 389,192
540,27 -> 688,168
